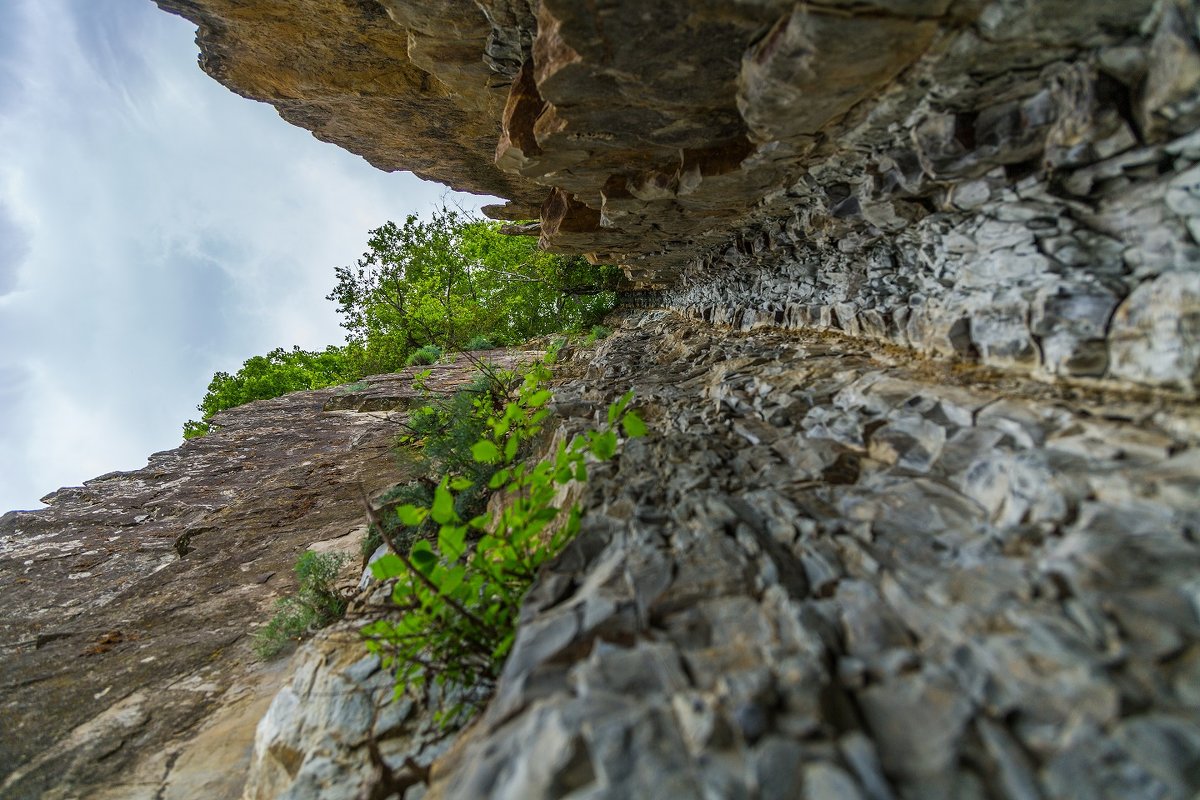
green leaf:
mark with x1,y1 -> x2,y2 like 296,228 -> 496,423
440,565 -> 465,596
492,631 -> 515,660
589,430 -> 618,460
431,482 -> 457,525
607,390 -> 633,424
410,540 -> 436,571
471,440 -> 500,463
533,506 -> 560,523
526,389 -> 552,407
370,553 -> 406,580
449,476 -> 474,491
438,525 -> 467,561
468,513 -> 490,530
396,504 -> 427,527
621,411 -> 647,438
504,435 -> 519,462
487,469 -> 510,489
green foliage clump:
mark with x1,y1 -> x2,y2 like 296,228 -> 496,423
254,550 -> 349,659
362,357 -> 645,726
584,324 -> 612,345
184,346 -> 351,439
328,207 -> 619,376
463,334 -> 495,351
399,371 -> 508,500
367,368 -> 516,569
405,344 -> 443,367
361,481 -> 436,561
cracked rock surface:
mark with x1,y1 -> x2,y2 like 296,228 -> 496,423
153,0 -> 1200,387
0,355 -> 530,800
152,0 -> 1199,288
421,311 -> 1200,800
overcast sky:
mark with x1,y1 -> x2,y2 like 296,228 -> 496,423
0,1 -> 487,513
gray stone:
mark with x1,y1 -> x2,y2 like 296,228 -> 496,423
1109,270 -> 1200,390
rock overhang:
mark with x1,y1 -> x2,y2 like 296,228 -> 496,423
152,0 -> 1188,281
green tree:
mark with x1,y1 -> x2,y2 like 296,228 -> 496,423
327,207 -> 618,375
183,346 -> 351,438
182,207 -> 621,439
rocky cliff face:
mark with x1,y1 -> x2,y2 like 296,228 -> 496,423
6,0 -> 1200,798
155,0 -> 1200,390
423,312 -> 1200,799
0,355 -> 530,799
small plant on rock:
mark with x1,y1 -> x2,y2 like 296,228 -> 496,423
583,324 -> 611,346
254,550 -> 348,659
405,344 -> 443,367
361,357 -> 645,726
463,334 -> 496,351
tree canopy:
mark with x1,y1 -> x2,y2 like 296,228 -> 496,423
327,207 -> 618,376
183,346 -> 352,438
183,207 -> 619,438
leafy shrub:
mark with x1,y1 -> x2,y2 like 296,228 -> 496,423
463,334 -> 496,351
398,370 -> 511,508
365,369 -> 514,564
362,357 -> 645,726
254,550 -> 348,659
584,324 -> 611,346
405,344 -> 443,367
361,481 -> 435,561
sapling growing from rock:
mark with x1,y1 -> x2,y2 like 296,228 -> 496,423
361,354 -> 645,726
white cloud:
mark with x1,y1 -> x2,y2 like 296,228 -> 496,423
0,0 -> 494,511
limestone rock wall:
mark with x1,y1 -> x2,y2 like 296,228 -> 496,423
663,125 -> 1200,392
153,0 -> 1199,282
153,0 -> 1200,388
423,311 -> 1200,800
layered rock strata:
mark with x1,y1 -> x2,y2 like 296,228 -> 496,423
153,0 -> 1200,389
662,123 -> 1200,392
0,355 -> 530,800
424,311 -> 1200,799
237,312 -> 1200,799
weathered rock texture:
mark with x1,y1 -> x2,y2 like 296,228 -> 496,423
153,0 -> 1200,391
10,0 -> 1198,797
425,311 -> 1200,799
231,312 -> 1200,800
0,355 -> 530,800
662,123 -> 1200,391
